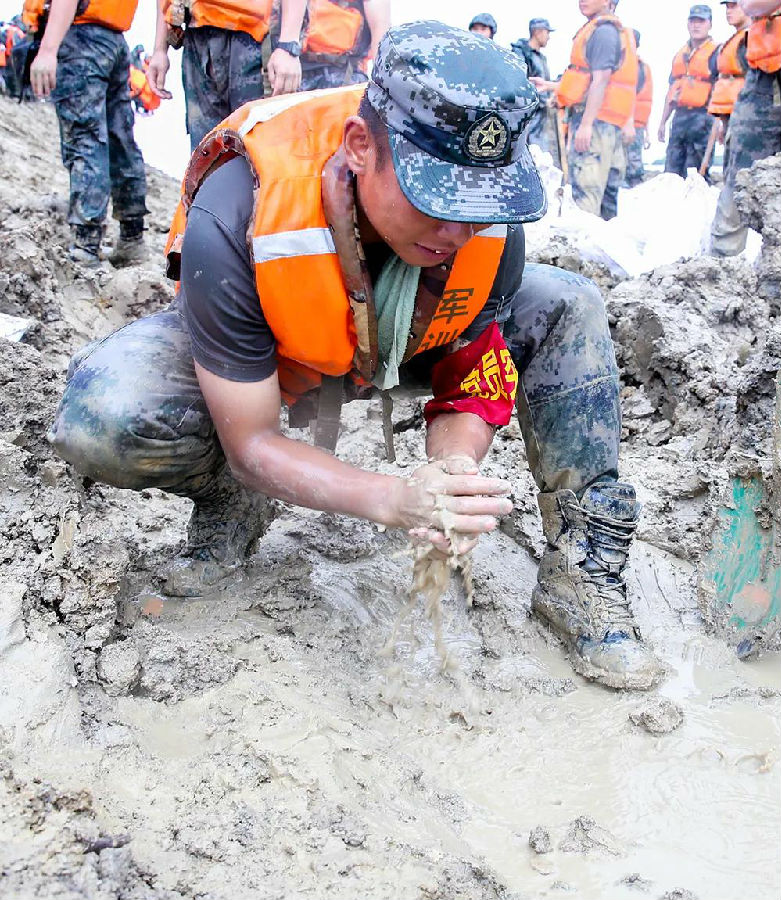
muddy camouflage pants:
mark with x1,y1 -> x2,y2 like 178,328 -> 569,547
568,119 -> 625,221
182,26 -> 268,151
624,127 -> 645,188
664,106 -> 713,181
300,60 -> 366,92
49,264 -> 621,502
51,24 -> 147,229
711,70 -> 781,257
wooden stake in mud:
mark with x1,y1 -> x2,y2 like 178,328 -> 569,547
699,120 -> 720,178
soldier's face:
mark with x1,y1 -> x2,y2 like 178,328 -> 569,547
724,2 -> 747,27
469,24 -> 494,39
688,17 -> 711,39
344,116 -> 491,267
579,0 -> 611,18
533,28 -> 550,47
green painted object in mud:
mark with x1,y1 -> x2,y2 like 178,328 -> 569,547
702,476 -> 781,658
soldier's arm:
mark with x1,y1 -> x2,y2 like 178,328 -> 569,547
29,0 -> 79,97
267,0 -> 306,95
147,0 -> 172,99
739,0 -> 781,13
195,363 -> 511,536
364,0 -> 391,61
573,69 -> 611,151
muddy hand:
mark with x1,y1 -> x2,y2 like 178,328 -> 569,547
392,461 -> 512,536
30,49 -> 58,98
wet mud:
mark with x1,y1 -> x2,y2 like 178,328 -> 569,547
0,96 -> 779,900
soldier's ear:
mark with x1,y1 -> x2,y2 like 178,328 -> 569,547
343,116 -> 372,175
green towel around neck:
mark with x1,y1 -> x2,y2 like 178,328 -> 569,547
372,254 -> 421,390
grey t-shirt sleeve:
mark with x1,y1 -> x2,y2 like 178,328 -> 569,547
180,156 -> 278,383
461,224 -> 526,341
585,22 -> 622,72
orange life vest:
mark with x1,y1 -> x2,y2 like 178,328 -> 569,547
129,65 -> 161,112
634,60 -> 653,127
556,15 -> 639,128
23,0 -> 137,32
302,0 -> 365,56
746,12 -> 781,73
165,86 -> 508,406
668,38 -> 717,108
708,28 -> 748,116
162,0 -> 272,43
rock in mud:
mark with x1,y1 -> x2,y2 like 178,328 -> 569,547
529,825 -> 553,854
629,697 -> 684,734
559,816 -> 623,856
660,890 -> 699,900
96,642 -> 142,697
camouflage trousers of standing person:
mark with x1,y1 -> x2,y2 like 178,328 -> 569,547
527,104 -> 562,169
48,264 -> 621,504
624,127 -> 646,188
568,118 -> 626,221
300,59 -> 367,92
664,106 -> 713,181
711,69 -> 781,257
50,24 -> 147,231
182,26 -> 268,150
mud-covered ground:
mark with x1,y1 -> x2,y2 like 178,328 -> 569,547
0,97 -> 779,900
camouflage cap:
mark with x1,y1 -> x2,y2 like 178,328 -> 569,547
366,20 -> 546,225
689,4 -> 712,18
529,17 -> 555,33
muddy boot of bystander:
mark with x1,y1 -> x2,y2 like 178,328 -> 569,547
531,481 -> 666,691
109,216 -> 146,267
68,224 -> 103,267
164,464 -> 276,597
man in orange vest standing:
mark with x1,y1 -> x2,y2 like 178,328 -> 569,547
625,29 -> 653,187
711,0 -> 780,256
147,0 -> 306,151
556,0 -> 639,220
299,0 -> 390,91
658,5 -> 719,180
49,22 -> 666,692
26,0 -> 148,267
708,0 -> 750,174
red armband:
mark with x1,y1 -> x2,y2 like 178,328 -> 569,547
423,322 -> 519,428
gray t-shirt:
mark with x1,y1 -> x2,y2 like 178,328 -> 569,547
585,21 -> 622,72
180,155 -> 526,383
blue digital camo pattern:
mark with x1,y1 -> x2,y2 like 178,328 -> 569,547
367,20 -> 547,224
182,26 -> 267,151
51,24 -> 147,228
50,266 -> 620,498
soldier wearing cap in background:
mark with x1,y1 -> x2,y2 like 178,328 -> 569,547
556,0 -> 639,220
147,0 -> 307,151
468,12 -> 497,40
50,21 -> 666,692
299,0 -> 390,91
658,5 -> 719,181
710,0 -> 779,256
625,29 -> 653,187
513,18 -> 561,166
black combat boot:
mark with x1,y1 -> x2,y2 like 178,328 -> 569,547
68,224 -> 103,267
109,216 -> 146,267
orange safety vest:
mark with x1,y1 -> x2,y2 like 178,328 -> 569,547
668,38 -> 717,108
708,28 -> 748,116
556,15 -> 639,128
165,86 -> 507,406
22,0 -> 137,32
162,0 -> 272,44
746,12 -> 781,73
302,0 -> 365,56
634,60 -> 653,127
129,65 -> 161,112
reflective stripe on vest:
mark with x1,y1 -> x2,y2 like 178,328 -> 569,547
746,12 -> 781,74
302,0 -> 365,55
556,15 -> 639,127
634,61 -> 653,127
669,39 -> 717,108
165,86 -> 507,404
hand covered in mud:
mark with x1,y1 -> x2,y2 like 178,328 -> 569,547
30,49 -> 58,98
392,458 -> 513,556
